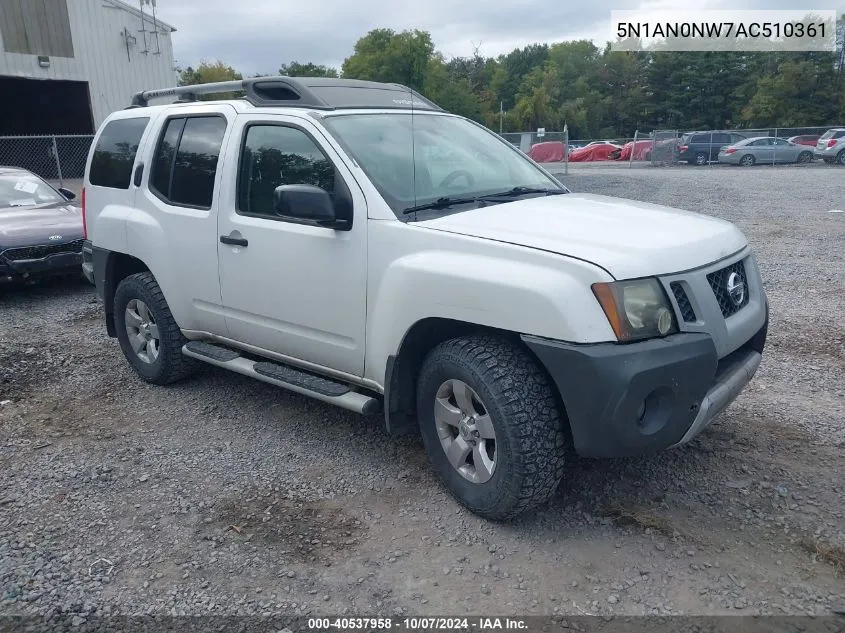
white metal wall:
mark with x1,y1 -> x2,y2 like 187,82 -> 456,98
0,0 -> 178,129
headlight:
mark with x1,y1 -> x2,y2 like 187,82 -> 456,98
592,279 -> 677,342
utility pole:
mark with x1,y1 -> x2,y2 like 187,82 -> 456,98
499,101 -> 503,134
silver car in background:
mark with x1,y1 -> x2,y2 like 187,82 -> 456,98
717,137 -> 814,166
813,128 -> 845,164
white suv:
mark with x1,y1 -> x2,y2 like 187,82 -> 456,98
81,77 -> 769,520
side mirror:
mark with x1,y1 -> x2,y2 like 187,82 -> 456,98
58,187 -> 76,200
273,184 -> 336,226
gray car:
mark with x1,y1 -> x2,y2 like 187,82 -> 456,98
717,137 -> 814,166
0,166 -> 84,285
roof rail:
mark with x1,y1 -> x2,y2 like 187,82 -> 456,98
130,76 -> 443,111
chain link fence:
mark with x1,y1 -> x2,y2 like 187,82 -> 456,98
502,125 -> 845,168
0,135 -> 94,186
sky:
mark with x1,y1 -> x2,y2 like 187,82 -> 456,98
152,0 -> 829,75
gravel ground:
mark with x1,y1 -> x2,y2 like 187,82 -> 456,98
2,165 -> 844,622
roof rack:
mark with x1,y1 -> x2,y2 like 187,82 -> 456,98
129,76 -> 443,111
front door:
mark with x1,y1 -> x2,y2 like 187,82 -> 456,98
216,114 -> 368,377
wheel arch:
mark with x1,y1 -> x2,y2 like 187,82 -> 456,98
382,317 -> 569,442
95,248 -> 151,337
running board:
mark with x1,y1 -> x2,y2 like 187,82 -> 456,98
182,341 -> 380,415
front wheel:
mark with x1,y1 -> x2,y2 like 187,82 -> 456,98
113,272 -> 195,385
416,335 -> 567,520
797,151 -> 812,164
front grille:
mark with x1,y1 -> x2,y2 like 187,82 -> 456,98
707,259 -> 750,318
670,282 -> 697,322
1,239 -> 84,262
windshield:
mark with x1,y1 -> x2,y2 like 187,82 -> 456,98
321,113 -> 563,217
0,172 -> 63,209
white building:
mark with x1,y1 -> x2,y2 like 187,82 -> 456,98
0,0 -> 178,135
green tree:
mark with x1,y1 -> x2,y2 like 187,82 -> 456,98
279,61 -> 339,77
177,60 -> 243,100
423,56 -> 483,121
341,28 -> 435,90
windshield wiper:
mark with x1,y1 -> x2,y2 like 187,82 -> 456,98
401,187 -> 566,215
401,196 -> 484,215
481,186 -> 567,198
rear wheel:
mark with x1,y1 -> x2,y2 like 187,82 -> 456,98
739,154 -> 755,167
113,272 -> 195,385
837,150 -> 845,165
416,334 -> 567,521
694,152 -> 708,166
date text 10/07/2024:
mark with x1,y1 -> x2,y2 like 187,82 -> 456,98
307,617 -> 529,630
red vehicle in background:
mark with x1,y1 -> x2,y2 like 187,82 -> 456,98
567,142 -> 622,162
787,134 -> 821,147
528,141 -> 566,162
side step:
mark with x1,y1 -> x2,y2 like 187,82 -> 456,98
182,341 -> 380,415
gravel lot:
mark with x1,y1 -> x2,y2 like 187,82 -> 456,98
2,165 -> 844,622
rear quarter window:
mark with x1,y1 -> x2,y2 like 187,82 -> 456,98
88,117 -> 149,189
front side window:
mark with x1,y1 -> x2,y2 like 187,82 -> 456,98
150,115 -> 227,209
89,117 -> 149,189
321,113 -> 561,217
237,125 -> 335,218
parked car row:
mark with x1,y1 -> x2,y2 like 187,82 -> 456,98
672,128 -> 845,166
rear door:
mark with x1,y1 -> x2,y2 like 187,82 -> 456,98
709,133 -> 730,160
130,104 -> 237,336
746,138 -> 774,163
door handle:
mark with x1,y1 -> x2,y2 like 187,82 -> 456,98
220,235 -> 248,247
133,162 -> 144,187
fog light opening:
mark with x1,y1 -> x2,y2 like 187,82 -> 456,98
636,400 -> 646,421
634,388 -> 673,436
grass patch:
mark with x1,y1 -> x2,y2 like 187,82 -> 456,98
602,505 -> 676,538
800,536 -> 845,574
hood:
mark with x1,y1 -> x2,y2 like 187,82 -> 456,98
0,202 -> 83,250
417,193 -> 747,279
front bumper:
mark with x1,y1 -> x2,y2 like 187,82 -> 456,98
522,304 -> 768,459
0,250 -> 83,283
82,239 -> 95,284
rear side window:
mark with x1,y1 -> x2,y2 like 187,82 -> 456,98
820,129 -> 845,140
88,117 -> 149,189
835,131 -> 845,139
149,115 -> 227,209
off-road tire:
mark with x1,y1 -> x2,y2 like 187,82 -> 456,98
113,272 -> 195,385
416,334 -> 567,521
